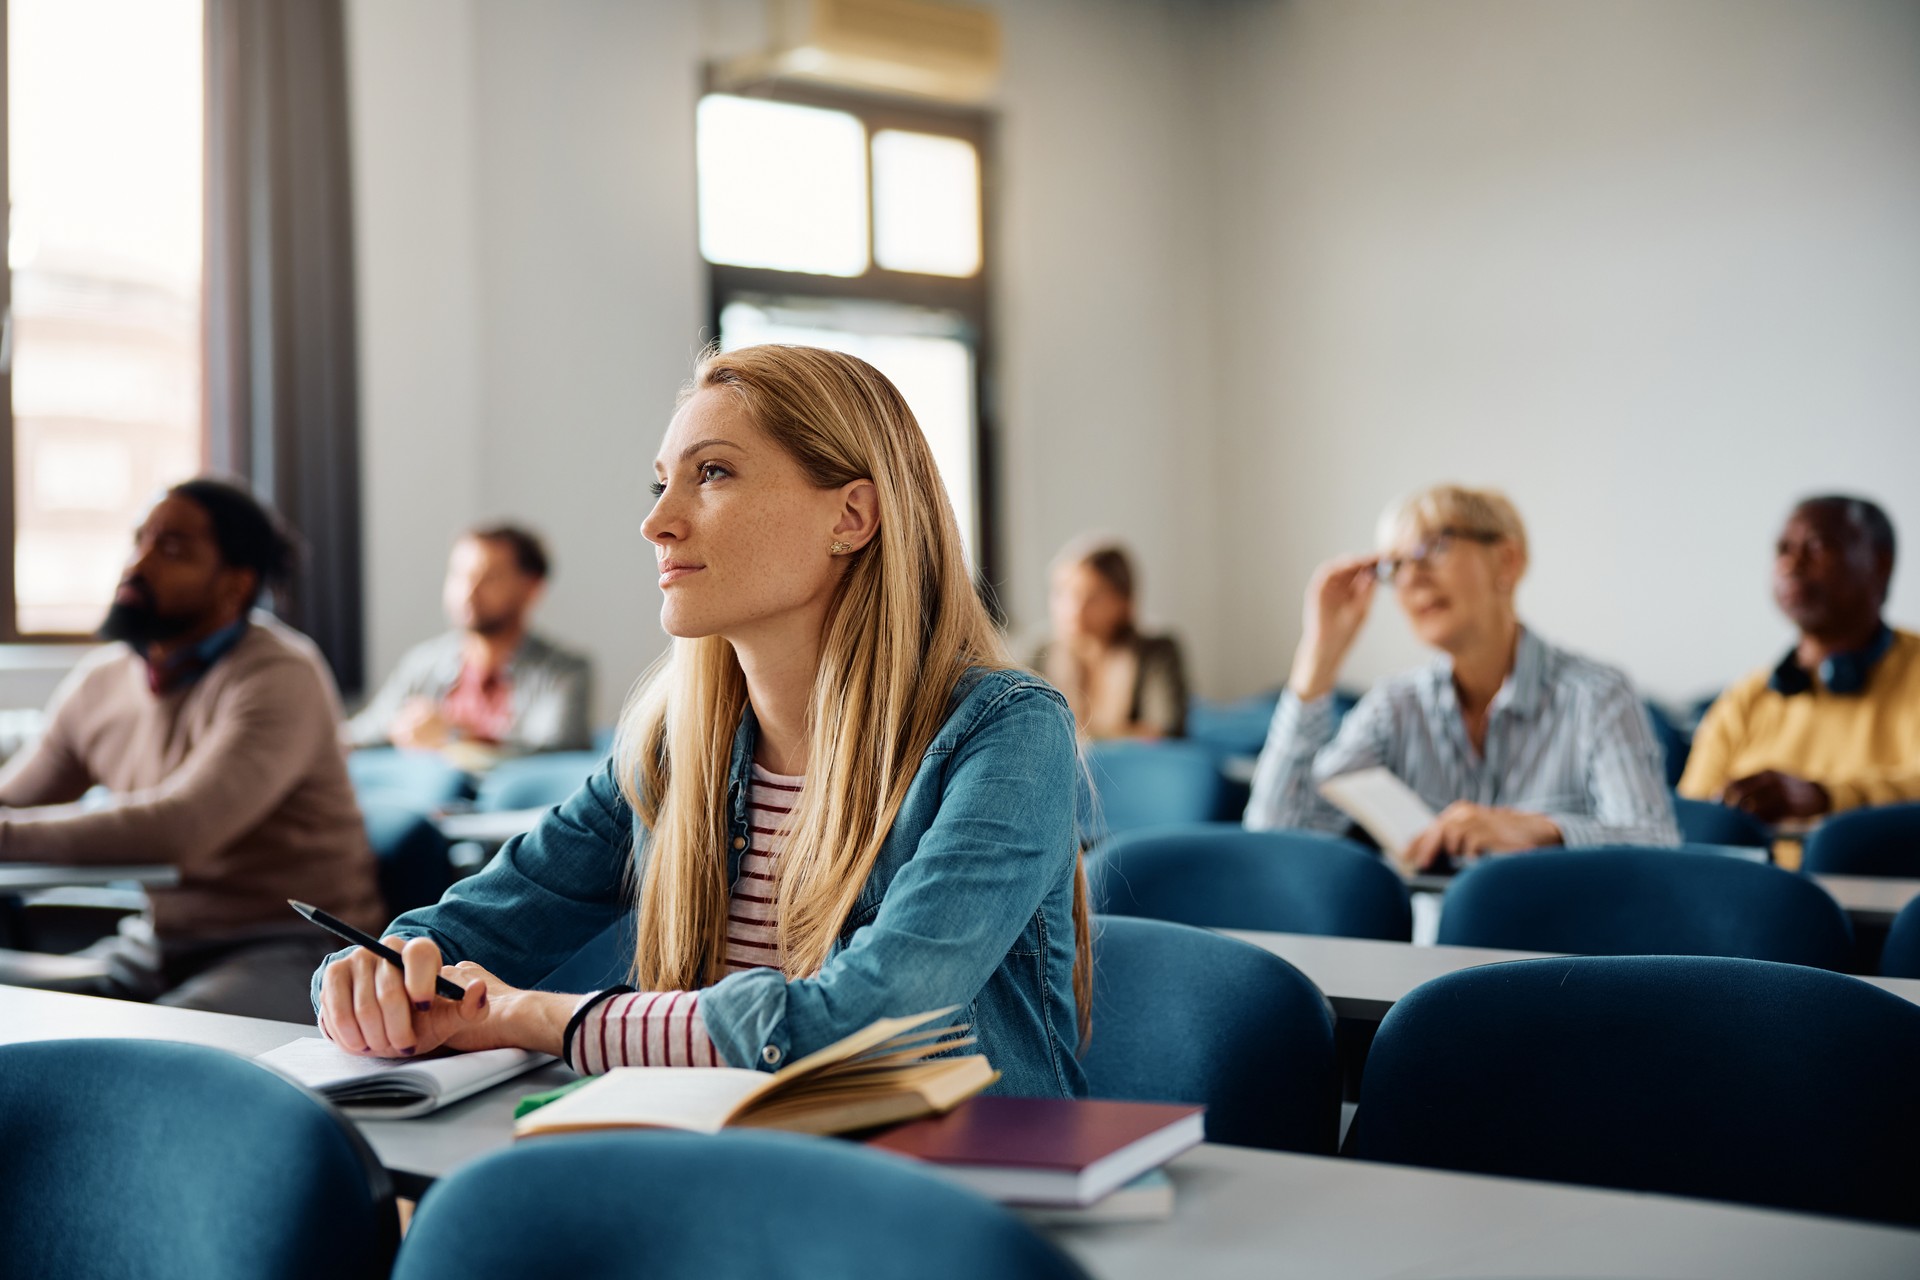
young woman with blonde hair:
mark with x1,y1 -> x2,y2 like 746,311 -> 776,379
315,346 -> 1091,1098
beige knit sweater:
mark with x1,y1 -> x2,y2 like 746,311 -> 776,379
0,615 -> 385,942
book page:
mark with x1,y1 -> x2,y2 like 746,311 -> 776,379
1317,767 -> 1436,858
258,1036 -> 426,1091
768,1006 -> 961,1083
515,1067 -> 772,1136
257,1038 -> 548,1109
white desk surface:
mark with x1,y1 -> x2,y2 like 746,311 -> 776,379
4,984 -> 1918,1279
434,808 -> 544,847
1225,929 -> 1920,1023
1406,869 -> 1919,927
1815,875 -> 1920,927
0,864 -> 178,892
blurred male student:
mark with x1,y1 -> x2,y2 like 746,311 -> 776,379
348,524 -> 592,759
0,478 -> 382,1021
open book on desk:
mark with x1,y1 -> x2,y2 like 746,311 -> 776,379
257,1037 -> 552,1119
1317,767 -> 1436,862
515,1007 -> 994,1140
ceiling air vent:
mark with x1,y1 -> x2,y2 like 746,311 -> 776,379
728,0 -> 1002,103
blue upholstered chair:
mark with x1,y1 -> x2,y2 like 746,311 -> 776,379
0,1039 -> 397,1279
1435,847 -> 1852,968
347,747 -> 474,809
1184,692 -> 1280,758
361,798 -> 457,918
1882,895 -> 1920,979
1642,700 -> 1691,789
1671,797 -> 1771,850
474,751 -> 607,812
1081,740 -> 1229,839
391,1130 -> 1089,1280
1803,802 -> 1920,878
1079,916 -> 1339,1152
1356,955 -> 1920,1224
1089,824 -> 1412,940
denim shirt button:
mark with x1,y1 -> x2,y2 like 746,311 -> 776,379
761,1044 -> 782,1065
733,836 -> 747,851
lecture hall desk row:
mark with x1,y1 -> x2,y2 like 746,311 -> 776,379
6,961 -> 1920,1280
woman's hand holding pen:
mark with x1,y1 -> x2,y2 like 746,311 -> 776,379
317,936 -> 572,1060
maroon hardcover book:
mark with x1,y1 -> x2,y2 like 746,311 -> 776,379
866,1096 -> 1204,1206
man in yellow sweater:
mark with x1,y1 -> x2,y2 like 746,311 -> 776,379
1681,496 -> 1919,831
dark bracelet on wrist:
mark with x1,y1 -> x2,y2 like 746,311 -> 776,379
561,985 -> 634,1070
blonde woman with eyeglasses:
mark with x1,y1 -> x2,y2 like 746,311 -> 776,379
313,346 -> 1092,1098
1245,484 -> 1676,872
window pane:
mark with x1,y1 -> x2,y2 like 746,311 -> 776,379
719,300 -> 978,566
697,96 -> 868,277
871,130 -> 981,278
9,0 -> 204,635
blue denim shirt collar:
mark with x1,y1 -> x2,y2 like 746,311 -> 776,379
723,706 -> 760,887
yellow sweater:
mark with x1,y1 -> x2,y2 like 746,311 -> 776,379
1679,628 -> 1920,814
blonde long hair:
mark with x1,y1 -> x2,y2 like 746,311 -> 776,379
615,345 -> 1092,1037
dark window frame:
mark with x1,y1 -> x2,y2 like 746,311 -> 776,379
699,74 -> 1004,608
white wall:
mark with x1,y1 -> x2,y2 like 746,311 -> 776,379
347,0 -> 707,721
348,0 -> 1920,714
345,0 -> 485,692
994,0 -> 1222,674
1205,0 -> 1920,704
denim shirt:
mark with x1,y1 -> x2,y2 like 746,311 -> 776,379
313,667 -> 1088,1099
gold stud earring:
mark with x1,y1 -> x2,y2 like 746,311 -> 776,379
829,540 -> 853,555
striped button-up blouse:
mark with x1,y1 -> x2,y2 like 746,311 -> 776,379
1245,627 -> 1679,849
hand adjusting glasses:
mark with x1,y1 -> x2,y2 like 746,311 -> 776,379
1374,527 -> 1503,585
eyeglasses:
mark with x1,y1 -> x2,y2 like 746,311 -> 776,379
1374,528 -> 1503,585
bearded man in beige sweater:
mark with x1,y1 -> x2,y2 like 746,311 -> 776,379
0,478 -> 383,1021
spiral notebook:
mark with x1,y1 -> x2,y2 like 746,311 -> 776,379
256,1037 -> 552,1119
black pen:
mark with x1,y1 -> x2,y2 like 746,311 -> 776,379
289,899 -> 468,1001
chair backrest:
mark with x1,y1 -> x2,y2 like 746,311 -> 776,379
1803,802 -> 1920,877
1079,916 -> 1339,1152
347,747 -> 474,809
1642,700 -> 1691,788
1081,740 -> 1231,839
1089,824 -> 1412,940
1356,955 -> 1920,1225
1882,895 -> 1920,978
361,798 -> 456,918
392,1130 -> 1089,1280
0,1039 -> 396,1279
1436,847 -> 1852,968
1184,693 -> 1280,758
473,751 -> 606,812
1671,796 -> 1771,849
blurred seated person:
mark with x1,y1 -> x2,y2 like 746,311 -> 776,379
0,478 -> 382,1021
1032,539 -> 1188,739
347,524 -> 592,761
1680,495 -> 1918,829
1246,484 -> 1677,872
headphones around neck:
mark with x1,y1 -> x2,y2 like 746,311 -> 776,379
1769,624 -> 1894,697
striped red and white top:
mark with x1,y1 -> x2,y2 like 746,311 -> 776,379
565,764 -> 799,1074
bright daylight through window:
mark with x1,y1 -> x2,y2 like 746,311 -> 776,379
7,0 -> 205,636
698,91 -> 988,573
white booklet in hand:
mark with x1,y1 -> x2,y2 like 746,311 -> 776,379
1317,767 -> 1436,860
257,1036 -> 552,1119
